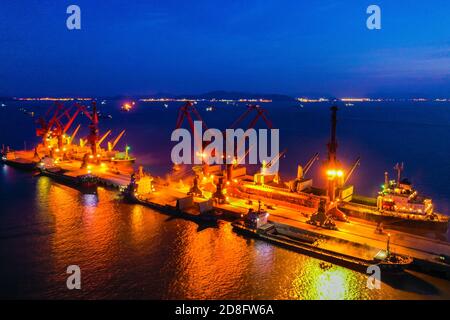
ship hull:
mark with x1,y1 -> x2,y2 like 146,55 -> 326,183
232,221 -> 412,274
340,203 -> 449,234
123,191 -> 219,224
39,169 -> 98,194
1,159 -> 37,171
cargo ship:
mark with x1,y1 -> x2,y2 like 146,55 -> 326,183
122,171 -> 221,223
39,166 -> 98,192
37,156 -> 98,193
1,156 -> 37,171
339,166 -> 449,233
232,206 -> 413,273
1,148 -> 38,171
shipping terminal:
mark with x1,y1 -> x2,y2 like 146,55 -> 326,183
1,100 -> 450,279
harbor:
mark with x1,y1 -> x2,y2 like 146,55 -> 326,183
1,100 -> 449,282
2,0 -> 450,308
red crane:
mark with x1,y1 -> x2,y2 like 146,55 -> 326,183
175,101 -> 209,163
78,101 -> 100,157
230,104 -> 273,130
175,101 -> 208,132
52,103 -> 83,149
35,102 -> 66,146
229,104 -> 273,156
226,104 -> 274,179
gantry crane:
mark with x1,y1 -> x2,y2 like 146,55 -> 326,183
35,102 -> 65,146
175,101 -> 210,166
226,104 -> 274,179
76,101 -> 100,157
52,103 -> 83,149
230,104 -> 273,130
35,102 -> 84,151
175,101 -> 208,132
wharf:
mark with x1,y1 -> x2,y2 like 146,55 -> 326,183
1,154 -> 133,189
215,194 -> 450,278
49,160 -> 132,189
146,183 -> 450,278
3,157 -> 450,278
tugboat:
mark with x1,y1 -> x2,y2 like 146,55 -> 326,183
231,200 -> 271,236
373,233 -> 413,272
339,163 -> 449,233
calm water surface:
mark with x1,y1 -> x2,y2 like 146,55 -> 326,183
0,100 -> 449,299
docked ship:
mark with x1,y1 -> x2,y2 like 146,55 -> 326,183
1,147 -> 39,171
123,169 -> 221,223
232,206 -> 413,273
37,156 -> 98,192
339,165 -> 449,233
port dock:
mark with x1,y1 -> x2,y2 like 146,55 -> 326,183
215,192 -> 450,278
2,101 -> 449,280
123,180 -> 450,278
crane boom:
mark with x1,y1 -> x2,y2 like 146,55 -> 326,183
61,106 -> 81,134
344,157 -> 361,185
109,130 -> 126,151
97,130 -> 112,147
68,124 -> 81,145
266,149 -> 287,168
231,104 -> 273,129
175,101 -> 207,131
303,152 -> 319,175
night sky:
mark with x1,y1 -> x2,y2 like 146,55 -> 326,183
0,0 -> 449,97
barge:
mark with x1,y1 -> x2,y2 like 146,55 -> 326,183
39,166 -> 98,193
232,208 -> 413,273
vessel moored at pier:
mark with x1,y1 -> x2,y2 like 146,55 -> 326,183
339,166 -> 449,233
232,207 -> 413,274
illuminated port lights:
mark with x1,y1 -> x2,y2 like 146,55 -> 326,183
121,101 -> 135,111
326,169 -> 344,178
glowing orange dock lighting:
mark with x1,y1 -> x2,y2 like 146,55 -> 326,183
326,169 -> 343,178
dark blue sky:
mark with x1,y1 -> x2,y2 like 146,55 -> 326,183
0,0 -> 449,97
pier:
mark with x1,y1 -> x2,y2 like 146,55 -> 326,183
1,100 -> 449,281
